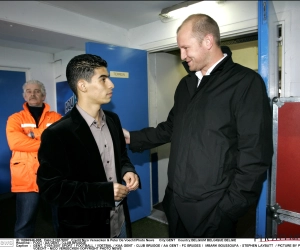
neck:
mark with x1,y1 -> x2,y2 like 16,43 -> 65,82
201,49 -> 224,75
77,100 -> 101,120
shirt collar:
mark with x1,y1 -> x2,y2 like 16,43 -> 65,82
195,53 -> 227,79
76,104 -> 105,127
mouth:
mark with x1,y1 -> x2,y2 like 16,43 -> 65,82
185,59 -> 191,65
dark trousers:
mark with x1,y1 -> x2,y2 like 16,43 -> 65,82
14,192 -> 39,238
162,186 -> 237,238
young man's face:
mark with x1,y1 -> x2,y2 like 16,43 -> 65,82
85,67 -> 114,105
177,22 -> 209,72
23,83 -> 46,107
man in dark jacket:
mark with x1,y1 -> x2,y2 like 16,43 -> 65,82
123,14 -> 273,238
37,54 -> 139,238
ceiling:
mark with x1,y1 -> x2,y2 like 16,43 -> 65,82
0,1 -> 184,53
41,1 -> 184,30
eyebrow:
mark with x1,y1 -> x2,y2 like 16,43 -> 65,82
98,74 -> 110,78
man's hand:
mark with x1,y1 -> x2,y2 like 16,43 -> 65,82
113,183 -> 129,201
27,131 -> 35,138
123,172 -> 139,191
122,128 -> 130,144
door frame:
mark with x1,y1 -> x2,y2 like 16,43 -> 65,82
0,66 -> 30,79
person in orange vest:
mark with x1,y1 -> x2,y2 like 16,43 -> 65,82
6,80 -> 62,238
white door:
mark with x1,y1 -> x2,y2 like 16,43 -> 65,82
148,52 -> 186,203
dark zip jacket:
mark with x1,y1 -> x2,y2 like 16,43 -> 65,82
130,46 -> 273,223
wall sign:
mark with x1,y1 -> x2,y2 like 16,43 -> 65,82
110,71 -> 129,78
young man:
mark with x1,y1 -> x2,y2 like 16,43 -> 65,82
123,14 -> 273,238
37,54 -> 139,238
6,80 -> 62,238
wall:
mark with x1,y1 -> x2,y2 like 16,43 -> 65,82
272,1 -> 300,97
54,50 -> 85,83
129,1 -> 300,97
1,1 -> 300,104
229,41 -> 258,71
148,52 -> 186,202
0,46 -> 57,110
0,1 -> 128,48
0,46 -> 84,114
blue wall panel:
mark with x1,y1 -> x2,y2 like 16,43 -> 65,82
0,70 -> 26,194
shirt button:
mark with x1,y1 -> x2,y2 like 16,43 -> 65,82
107,161 -> 109,163
105,145 -> 106,147
109,177 -> 112,180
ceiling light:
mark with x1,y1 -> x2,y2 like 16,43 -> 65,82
159,1 -> 202,21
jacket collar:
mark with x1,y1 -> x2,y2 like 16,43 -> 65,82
23,102 -> 50,113
209,46 -> 233,75
70,106 -> 117,146
182,46 -> 233,97
69,106 -> 107,178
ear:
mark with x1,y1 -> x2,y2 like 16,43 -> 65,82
204,34 -> 214,50
77,79 -> 87,93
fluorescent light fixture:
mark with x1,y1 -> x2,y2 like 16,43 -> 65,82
159,1 -> 202,20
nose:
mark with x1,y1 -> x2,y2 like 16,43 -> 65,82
180,49 -> 186,61
107,78 -> 114,89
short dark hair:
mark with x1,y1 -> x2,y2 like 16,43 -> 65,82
66,54 -> 108,97
177,14 -> 221,47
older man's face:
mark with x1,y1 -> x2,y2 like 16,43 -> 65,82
24,83 -> 45,107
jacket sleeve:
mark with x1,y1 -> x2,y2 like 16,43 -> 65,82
109,113 -> 141,189
30,113 -> 62,140
114,115 -> 138,176
37,128 -> 115,208
218,73 -> 273,220
129,107 -> 174,153
6,114 -> 41,152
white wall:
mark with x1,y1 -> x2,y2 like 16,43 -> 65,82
0,46 -> 57,110
148,52 -> 186,202
272,1 -> 300,97
54,50 -> 85,82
